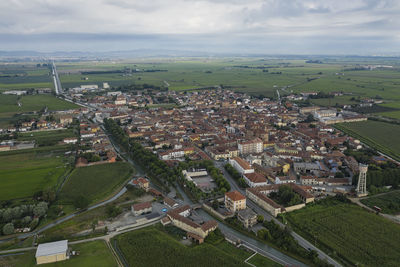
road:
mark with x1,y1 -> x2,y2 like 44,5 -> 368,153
214,161 -> 342,267
52,62 -> 62,95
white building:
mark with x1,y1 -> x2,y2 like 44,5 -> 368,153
229,157 -> 254,175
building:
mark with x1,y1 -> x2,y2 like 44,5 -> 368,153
132,177 -> 150,192
166,205 -> 218,243
238,138 -> 263,155
225,191 -> 246,213
229,157 -> 254,175
237,208 -> 257,228
35,240 -> 69,265
131,202 -> 152,216
243,172 -> 268,187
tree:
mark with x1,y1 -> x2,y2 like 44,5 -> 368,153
2,223 -> 14,235
257,215 -> 264,223
212,199 -> 219,210
74,195 -> 89,209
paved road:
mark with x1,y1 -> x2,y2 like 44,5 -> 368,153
52,62 -> 62,95
214,161 -> 342,267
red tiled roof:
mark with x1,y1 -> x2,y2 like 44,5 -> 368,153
225,191 -> 246,202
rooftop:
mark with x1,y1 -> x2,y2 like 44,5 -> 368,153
35,240 -> 68,258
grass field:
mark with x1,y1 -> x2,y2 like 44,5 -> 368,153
310,96 -> 357,107
285,198 -> 400,267
17,129 -> 76,147
248,253 -> 282,267
0,94 -> 79,127
0,240 -> 116,267
59,162 -> 133,205
113,226 -> 252,267
361,190 -> 400,214
335,120 -> 400,161
0,151 -> 69,200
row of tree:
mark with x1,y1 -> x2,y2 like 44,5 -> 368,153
224,163 -> 247,188
0,202 -> 48,235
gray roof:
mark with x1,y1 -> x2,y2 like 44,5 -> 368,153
238,208 -> 257,219
36,240 -> 68,257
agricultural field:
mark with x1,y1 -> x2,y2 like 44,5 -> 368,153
335,120 -> 400,161
17,129 -> 76,147
113,226 -> 254,267
310,96 -> 358,107
0,63 -> 53,91
0,240 -> 116,267
59,162 -> 133,205
285,198 -> 400,267
0,94 -> 79,127
0,150 -> 70,201
361,190 -> 400,215
248,253 -> 282,267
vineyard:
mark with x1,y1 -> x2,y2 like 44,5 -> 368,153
285,198 -> 400,267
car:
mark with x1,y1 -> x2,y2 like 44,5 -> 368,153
162,208 -> 167,213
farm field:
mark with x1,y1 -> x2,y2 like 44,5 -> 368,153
54,59 -> 400,102
335,120 -> 400,161
113,226 -> 254,267
0,240 -> 116,267
59,162 -> 133,205
310,96 -> 358,107
0,94 -> 79,127
285,198 -> 400,267
17,129 -> 76,147
361,190 -> 400,214
248,253 -> 282,267
0,64 -> 53,91
0,151 -> 69,200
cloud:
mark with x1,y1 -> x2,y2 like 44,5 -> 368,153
0,0 -> 399,54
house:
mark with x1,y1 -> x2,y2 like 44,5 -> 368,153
275,176 -> 296,184
166,205 -> 218,244
131,202 -> 152,216
238,138 -> 263,155
237,208 -> 257,228
63,137 -> 78,144
60,116 -> 73,125
35,240 -> 69,265
225,191 -> 246,213
132,177 -> 150,192
163,197 -> 178,208
243,172 -> 268,187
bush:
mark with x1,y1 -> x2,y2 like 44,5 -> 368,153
2,223 -> 14,235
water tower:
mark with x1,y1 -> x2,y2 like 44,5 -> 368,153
356,163 -> 368,197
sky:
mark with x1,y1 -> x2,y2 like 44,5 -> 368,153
0,0 -> 400,55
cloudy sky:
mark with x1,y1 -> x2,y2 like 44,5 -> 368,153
1,0 -> 399,54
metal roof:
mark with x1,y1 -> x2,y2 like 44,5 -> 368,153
35,240 -> 68,257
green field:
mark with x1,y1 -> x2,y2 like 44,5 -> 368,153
0,240 -> 116,267
361,191 -> 400,214
285,198 -> 400,267
335,120 -> 400,161
0,64 -> 53,91
17,129 -> 76,147
59,162 -> 133,205
0,151 -> 69,200
248,253 -> 282,267
310,96 -> 358,107
114,226 -> 253,267
0,94 -> 79,127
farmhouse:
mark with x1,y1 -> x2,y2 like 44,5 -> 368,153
166,205 -> 218,243
35,240 -> 69,265
131,202 -> 152,216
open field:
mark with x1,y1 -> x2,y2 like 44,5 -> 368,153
113,226 -> 253,267
310,96 -> 358,107
17,129 -> 76,147
54,59 -> 400,102
0,94 -> 79,127
59,162 -> 133,205
0,63 -> 53,91
285,198 -> 400,267
0,240 -> 116,267
361,190 -> 400,215
335,120 -> 400,161
248,253 -> 282,267
0,151 -> 69,200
